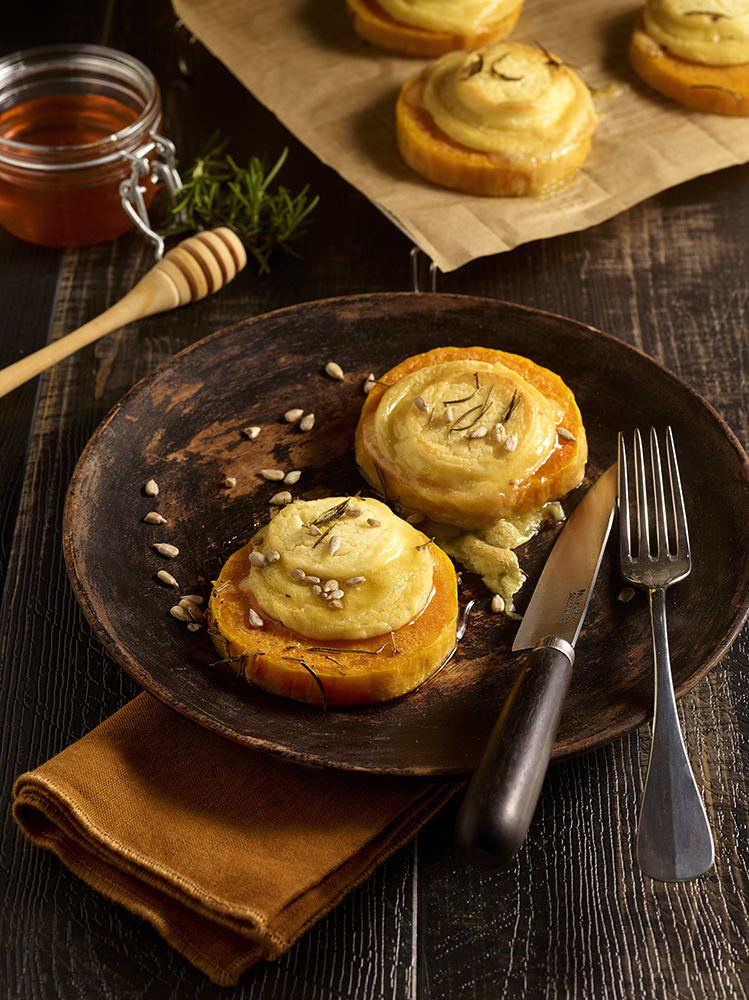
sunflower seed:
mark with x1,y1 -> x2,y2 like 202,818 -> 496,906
504,434 -> 518,452
243,425 -> 261,440
261,469 -> 285,481
414,396 -> 429,413
443,407 -> 454,424
249,551 -> 268,567
328,589 -> 344,600
179,599 -> 206,622
266,550 -> 281,564
223,477 -> 237,488
187,622 -> 201,632
306,524 -> 322,536
249,609 -> 264,628
284,470 -> 302,485
490,594 -> 505,614
154,543 -> 179,558
491,423 -> 506,444
269,491 -> 292,505
144,479 -> 159,496
558,427 -> 576,441
406,513 -> 424,524
345,506 -> 363,517
325,361 -> 345,381
367,518 -> 381,527
617,586 -> 636,603
285,408 -> 304,423
328,599 -> 343,610
345,576 -> 366,586
312,584 -> 323,597
299,413 -> 315,432
364,373 -> 376,394
170,605 -> 191,621
466,426 -> 488,439
143,511 -> 167,524
181,594 -> 204,606
304,574 -> 321,585
290,568 -> 307,581
328,536 -> 341,554
157,570 -> 178,587
323,579 -> 339,593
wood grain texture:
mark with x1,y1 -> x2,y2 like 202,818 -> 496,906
2,0 -> 749,997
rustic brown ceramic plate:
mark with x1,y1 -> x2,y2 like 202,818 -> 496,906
63,293 -> 749,775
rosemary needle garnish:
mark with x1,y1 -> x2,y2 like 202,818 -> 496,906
164,132 -> 319,275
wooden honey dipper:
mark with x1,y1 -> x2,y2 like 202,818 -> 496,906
0,227 -> 248,400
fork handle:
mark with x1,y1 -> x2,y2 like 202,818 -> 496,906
637,587 -> 715,881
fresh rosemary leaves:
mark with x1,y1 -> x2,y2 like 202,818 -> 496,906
165,134 -> 319,274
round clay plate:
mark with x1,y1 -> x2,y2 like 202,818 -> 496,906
63,293 -> 749,775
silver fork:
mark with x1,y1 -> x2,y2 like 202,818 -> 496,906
618,427 -> 714,882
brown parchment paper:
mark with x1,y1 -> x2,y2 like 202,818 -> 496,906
170,0 -> 749,272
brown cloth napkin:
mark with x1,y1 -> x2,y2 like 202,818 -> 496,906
13,692 -> 462,986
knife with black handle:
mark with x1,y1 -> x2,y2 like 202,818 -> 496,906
455,463 -> 618,870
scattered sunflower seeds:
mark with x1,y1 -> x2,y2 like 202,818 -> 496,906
363,373 -> 376,394
179,599 -> 206,622
290,568 -> 306,581
143,511 -> 167,524
249,551 -> 268,567
266,550 -> 281,564
261,469 -> 285,481
325,361 -> 345,381
181,594 -> 204,606
187,622 -> 201,632
345,576 -> 366,587
558,427 -> 576,441
443,407 -> 454,424
144,479 -> 159,496
170,605 -> 192,621
284,408 -> 304,423
491,594 -> 505,614
154,542 -> 179,558
345,506 -> 363,518
243,426 -> 261,440
249,609 -> 264,628
617,586 -> 636,603
466,426 -> 488,439
299,413 -> 315,432
323,579 -> 339,593
414,396 -> 429,413
367,518 -> 381,527
328,599 -> 343,610
504,433 -> 518,452
157,570 -> 178,587
328,536 -> 341,555
284,470 -> 302,485
306,524 -> 322,536
223,477 -> 237,488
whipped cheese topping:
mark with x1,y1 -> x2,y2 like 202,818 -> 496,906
643,0 -> 749,65
421,43 -> 598,158
378,0 -> 518,33
371,359 -> 557,499
245,496 -> 433,640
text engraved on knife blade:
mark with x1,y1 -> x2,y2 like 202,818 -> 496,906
559,588 -> 586,623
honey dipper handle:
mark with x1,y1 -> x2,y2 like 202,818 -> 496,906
0,227 -> 246,401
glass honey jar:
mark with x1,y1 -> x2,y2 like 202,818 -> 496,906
0,43 -> 177,249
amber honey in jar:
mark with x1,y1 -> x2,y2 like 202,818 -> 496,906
0,44 -> 164,248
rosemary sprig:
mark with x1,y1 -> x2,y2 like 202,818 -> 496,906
164,132 -> 319,275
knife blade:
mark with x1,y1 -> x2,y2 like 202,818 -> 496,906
455,462 -> 618,870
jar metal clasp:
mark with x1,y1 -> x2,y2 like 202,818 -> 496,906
120,132 -> 185,260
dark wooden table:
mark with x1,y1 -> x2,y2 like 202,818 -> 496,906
3,1 -> 749,997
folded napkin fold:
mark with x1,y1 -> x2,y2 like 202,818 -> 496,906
13,692 -> 462,986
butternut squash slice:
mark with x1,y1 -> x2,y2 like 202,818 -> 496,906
208,538 -> 458,707
345,0 -> 524,58
629,13 -> 749,115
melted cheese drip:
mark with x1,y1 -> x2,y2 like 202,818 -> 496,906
643,0 -> 749,65
427,502 -> 564,616
378,0 -> 519,33
245,497 -> 433,640
422,43 -> 598,157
